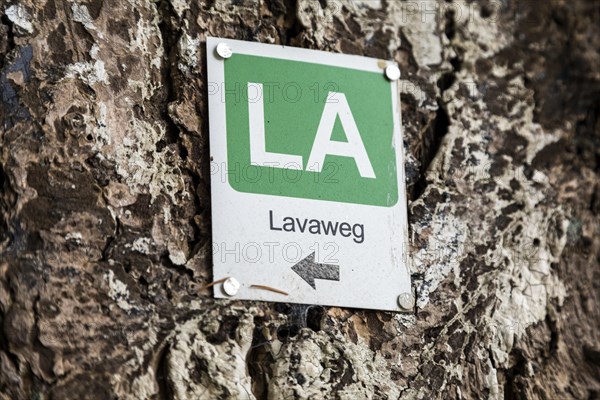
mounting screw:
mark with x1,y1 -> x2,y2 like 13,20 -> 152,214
216,42 -> 232,59
398,292 -> 414,310
222,277 -> 240,296
385,64 -> 401,81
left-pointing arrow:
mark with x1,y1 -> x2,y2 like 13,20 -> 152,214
291,252 -> 340,289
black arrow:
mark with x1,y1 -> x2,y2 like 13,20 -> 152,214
291,252 -> 340,289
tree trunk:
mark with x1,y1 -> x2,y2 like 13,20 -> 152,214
1,0 -> 599,399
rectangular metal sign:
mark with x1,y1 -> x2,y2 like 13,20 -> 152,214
207,37 -> 411,311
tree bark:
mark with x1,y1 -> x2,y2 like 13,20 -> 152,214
0,0 -> 599,399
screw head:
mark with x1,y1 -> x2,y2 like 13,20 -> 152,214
385,64 -> 401,81
398,292 -> 414,310
222,277 -> 240,296
216,42 -> 232,59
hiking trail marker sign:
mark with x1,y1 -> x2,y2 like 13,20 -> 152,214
207,37 -> 411,312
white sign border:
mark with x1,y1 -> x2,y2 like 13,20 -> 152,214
207,37 -> 412,312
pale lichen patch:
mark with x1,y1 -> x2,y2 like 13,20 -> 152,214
177,32 -> 200,73
112,117 -> 186,202
130,237 -> 152,254
269,330 -> 401,399
71,3 -> 104,38
104,270 -> 134,311
65,60 -> 108,85
167,313 -> 255,399
5,4 -> 33,33
392,0 -> 442,67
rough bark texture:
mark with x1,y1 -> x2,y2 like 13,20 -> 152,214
0,0 -> 599,399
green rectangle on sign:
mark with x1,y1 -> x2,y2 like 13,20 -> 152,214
224,54 -> 398,207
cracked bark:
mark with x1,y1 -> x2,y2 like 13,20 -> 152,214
0,0 -> 599,399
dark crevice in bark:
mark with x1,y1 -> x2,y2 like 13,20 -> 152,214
412,102 -> 450,201
0,163 -> 7,247
437,72 -> 456,93
187,167 -> 206,258
156,343 -> 172,400
204,0 -> 216,11
584,345 -> 600,368
195,26 -> 213,272
546,314 -> 559,356
0,163 -> 20,258
575,102 -> 600,173
276,324 -> 299,341
398,30 -> 420,74
305,305 -> 325,332
282,0 -> 303,45
503,349 -> 527,400
410,3 -> 460,202
101,217 -> 120,262
443,5 -> 457,40
0,296 -> 22,397
0,14 -> 16,68
156,0 -> 182,146
160,254 -> 194,281
246,317 -> 274,400
279,304 -> 316,332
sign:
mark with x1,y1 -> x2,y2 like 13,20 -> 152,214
207,37 -> 411,311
